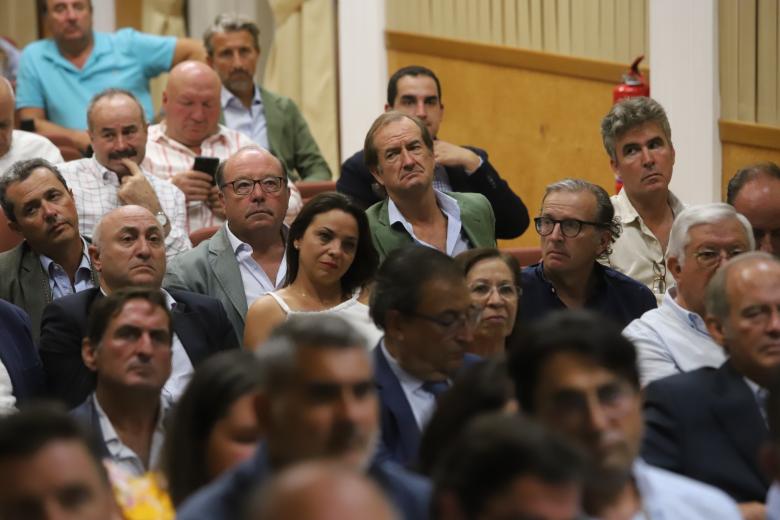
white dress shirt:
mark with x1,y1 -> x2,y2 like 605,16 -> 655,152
160,289 -> 194,403
224,223 -> 287,309
57,156 -> 191,259
388,189 -> 471,257
0,130 -> 63,172
0,360 -> 16,415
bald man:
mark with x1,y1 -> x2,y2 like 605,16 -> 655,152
246,463 -> 398,520
0,78 -> 62,173
143,61 -> 255,232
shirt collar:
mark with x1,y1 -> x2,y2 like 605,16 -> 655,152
613,188 -> 685,225
220,85 -> 262,110
224,222 -> 289,255
151,121 -> 228,149
93,393 -> 169,460
387,189 -> 461,226
39,236 -> 91,275
380,339 -> 426,393
664,287 -> 708,334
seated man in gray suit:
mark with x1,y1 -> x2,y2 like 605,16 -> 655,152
165,146 -> 290,339
0,158 -> 98,342
363,112 -> 496,262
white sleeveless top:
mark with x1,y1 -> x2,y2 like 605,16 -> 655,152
266,290 -> 383,349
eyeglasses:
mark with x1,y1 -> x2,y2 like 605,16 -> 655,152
534,216 -> 605,238
406,306 -> 483,336
468,282 -> 520,300
652,260 -> 667,295
693,247 -> 746,268
221,177 -> 284,197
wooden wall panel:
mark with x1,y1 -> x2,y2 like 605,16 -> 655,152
737,0 -> 757,121
386,48 -> 616,248
757,0 -> 778,125
721,142 -> 780,199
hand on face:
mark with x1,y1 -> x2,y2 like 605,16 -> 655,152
117,159 -> 161,213
433,140 -> 481,172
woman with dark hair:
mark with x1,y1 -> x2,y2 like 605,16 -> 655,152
243,192 -> 382,349
160,350 -> 262,507
455,248 -> 521,357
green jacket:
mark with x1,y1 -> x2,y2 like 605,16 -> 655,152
366,191 -> 496,262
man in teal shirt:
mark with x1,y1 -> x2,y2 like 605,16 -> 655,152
15,0 -> 205,153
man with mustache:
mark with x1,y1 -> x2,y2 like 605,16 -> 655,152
518,179 -> 656,328
177,314 -> 430,520
58,89 -> 190,259
39,205 -> 238,408
601,97 -> 685,304
203,13 -> 331,182
165,146 -> 290,340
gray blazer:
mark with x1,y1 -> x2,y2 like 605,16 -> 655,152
0,241 -> 98,343
164,225 -> 247,339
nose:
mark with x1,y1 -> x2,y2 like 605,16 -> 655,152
41,199 -> 58,220
486,286 -> 504,307
134,332 -> 155,358
335,388 -> 363,423
548,221 -> 565,241
135,237 -> 152,258
414,100 -> 427,119
640,146 -> 654,166
768,308 -> 780,335
249,180 -> 266,201
585,396 -> 609,432
400,147 -> 416,169
189,103 -> 205,122
115,132 -> 127,150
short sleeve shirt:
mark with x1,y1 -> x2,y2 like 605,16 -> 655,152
15,29 -> 175,129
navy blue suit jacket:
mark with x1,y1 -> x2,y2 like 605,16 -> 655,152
0,300 -> 44,404
373,344 -> 481,467
338,148 -> 529,239
39,288 -> 240,408
177,445 -> 431,520
69,394 -> 110,458
642,361 -> 769,502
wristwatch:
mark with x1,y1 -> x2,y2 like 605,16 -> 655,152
155,211 -> 169,228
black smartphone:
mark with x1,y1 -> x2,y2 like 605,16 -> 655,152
20,119 -> 35,132
192,156 -> 220,185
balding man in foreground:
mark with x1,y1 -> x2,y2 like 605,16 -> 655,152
0,78 -> 61,172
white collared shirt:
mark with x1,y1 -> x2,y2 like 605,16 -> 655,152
160,289 -> 194,404
380,340 -> 449,430
57,156 -> 191,259
0,360 -> 15,415
387,189 -> 470,257
221,85 -> 269,151
39,236 -> 95,299
93,394 -> 168,477
224,224 -> 287,309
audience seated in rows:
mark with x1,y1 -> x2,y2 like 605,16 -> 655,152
432,413 -> 584,520
0,77 -> 61,172
165,146 -> 289,339
246,462 -> 398,520
625,203 -> 754,386
728,162 -> 780,257
519,178 -> 656,328
15,0 -> 205,153
204,14 -> 332,182
244,192 -> 381,349
338,65 -> 529,240
161,349 -> 262,507
370,245 -> 481,467
602,96 -> 684,303
177,314 -> 430,520
0,158 -> 96,341
0,299 -> 43,414
455,248 -> 521,357
58,88 -> 191,258
509,310 -> 741,519
71,287 -> 173,477
642,252 -> 780,517
364,112 -> 496,261
39,205 -> 238,408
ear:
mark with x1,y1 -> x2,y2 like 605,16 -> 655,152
383,309 -> 405,342
384,103 -> 391,112
162,90 -> 169,108
7,218 -> 20,235
292,238 -> 300,250
89,244 -> 101,272
82,338 -> 98,372
667,256 -> 683,283
609,157 -> 619,174
705,315 -> 727,349
597,228 -> 611,257
206,55 -> 213,68
369,165 -> 385,187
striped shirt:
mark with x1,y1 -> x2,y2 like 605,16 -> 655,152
58,156 -> 191,259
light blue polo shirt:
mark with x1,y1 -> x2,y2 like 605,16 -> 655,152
16,29 -> 175,130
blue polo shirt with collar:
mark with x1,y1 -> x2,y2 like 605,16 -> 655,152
16,28 -> 175,130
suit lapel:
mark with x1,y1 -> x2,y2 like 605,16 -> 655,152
452,192 -> 491,248
208,227 -> 248,324
259,87 -> 281,157
168,295 -> 207,366
373,347 -> 421,458
375,200 -> 413,254
19,244 -> 50,321
711,362 -> 769,487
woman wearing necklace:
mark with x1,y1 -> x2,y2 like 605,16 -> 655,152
243,192 -> 381,350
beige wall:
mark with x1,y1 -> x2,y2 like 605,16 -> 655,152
0,1 -> 38,47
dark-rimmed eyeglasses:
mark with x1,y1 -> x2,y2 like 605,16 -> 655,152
405,306 -> 482,336
221,177 -> 284,197
534,216 -> 606,238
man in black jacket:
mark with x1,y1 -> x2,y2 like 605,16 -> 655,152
337,65 -> 528,240
39,205 -> 238,408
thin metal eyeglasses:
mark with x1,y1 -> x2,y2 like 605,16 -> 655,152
468,282 -> 520,300
405,306 -> 483,336
220,176 -> 284,197
534,216 -> 606,238
693,248 -> 746,268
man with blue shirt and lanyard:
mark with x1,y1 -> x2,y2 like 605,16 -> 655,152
15,0 -> 205,153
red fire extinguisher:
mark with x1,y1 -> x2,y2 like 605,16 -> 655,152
612,55 -> 650,193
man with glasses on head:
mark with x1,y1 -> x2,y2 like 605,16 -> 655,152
624,203 -> 754,386
165,146 -> 289,339
519,179 -> 656,328
369,245 -> 482,467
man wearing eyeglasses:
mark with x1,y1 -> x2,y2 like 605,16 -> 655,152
642,252 -> 780,518
165,146 -> 289,339
368,245 -> 482,467
624,204 -> 754,387
727,162 -> 780,258
519,179 -> 656,328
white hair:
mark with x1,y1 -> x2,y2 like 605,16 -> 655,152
667,203 -> 755,266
